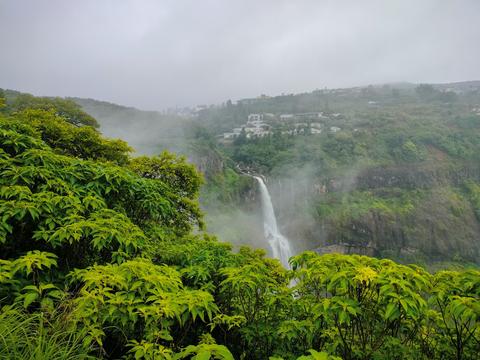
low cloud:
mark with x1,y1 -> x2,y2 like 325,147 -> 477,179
1,0 -> 479,110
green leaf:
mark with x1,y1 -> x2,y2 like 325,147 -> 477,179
308,350 -> 329,360
384,302 -> 400,320
23,292 -> 38,308
192,350 -> 212,360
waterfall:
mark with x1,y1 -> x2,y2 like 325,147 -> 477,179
254,176 -> 293,268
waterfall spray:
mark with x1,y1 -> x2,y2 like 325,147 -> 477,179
254,176 -> 293,268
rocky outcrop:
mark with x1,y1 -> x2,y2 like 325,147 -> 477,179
355,162 -> 480,190
314,243 -> 376,257
310,187 -> 480,263
189,147 -> 224,179
267,162 -> 480,263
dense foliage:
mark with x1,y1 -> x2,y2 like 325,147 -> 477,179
1,92 -> 479,359
5,92 -> 99,128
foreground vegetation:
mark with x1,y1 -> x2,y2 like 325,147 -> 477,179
0,91 -> 479,359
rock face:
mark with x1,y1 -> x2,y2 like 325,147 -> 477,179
188,147 -> 224,180
314,243 -> 376,257
355,163 -> 480,190
320,192 -> 480,262
269,162 -> 480,263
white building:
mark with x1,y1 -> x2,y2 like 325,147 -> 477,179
223,132 -> 237,139
247,120 -> 265,127
280,114 -> 294,121
248,114 -> 263,122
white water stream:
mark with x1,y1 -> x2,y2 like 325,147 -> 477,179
254,176 -> 293,268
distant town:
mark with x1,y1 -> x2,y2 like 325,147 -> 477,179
219,112 -> 342,142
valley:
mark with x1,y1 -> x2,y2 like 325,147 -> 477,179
67,82 -> 480,266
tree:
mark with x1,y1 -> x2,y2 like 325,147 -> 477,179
14,108 -> 131,165
129,151 -> 203,199
415,84 -> 436,100
0,89 -> 6,109
9,94 -> 99,127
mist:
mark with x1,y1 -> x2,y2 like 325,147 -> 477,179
1,0 -> 480,110
72,98 -> 192,155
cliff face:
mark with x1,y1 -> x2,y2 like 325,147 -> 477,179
271,162 -> 480,263
188,146 -> 225,179
354,163 -> 480,190
321,189 -> 480,262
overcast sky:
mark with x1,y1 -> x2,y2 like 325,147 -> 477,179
1,0 -> 479,110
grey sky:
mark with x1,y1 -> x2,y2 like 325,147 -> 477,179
1,0 -> 479,110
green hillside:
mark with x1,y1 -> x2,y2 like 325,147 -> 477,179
62,82 -> 480,265
191,83 -> 480,265
0,89 -> 479,359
